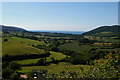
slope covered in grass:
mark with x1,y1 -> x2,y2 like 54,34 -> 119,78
58,41 -> 93,53
46,51 -> 67,62
20,62 -> 90,74
17,58 -> 40,65
83,25 -> 120,36
2,37 -> 45,55
17,51 -> 67,65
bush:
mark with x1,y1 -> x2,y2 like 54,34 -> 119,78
9,61 -> 21,71
3,39 -> 8,42
37,58 -> 47,66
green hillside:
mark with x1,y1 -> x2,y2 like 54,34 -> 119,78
17,58 -> 40,65
2,25 -> 120,79
20,62 -> 90,74
58,41 -> 93,53
46,51 -> 67,62
17,51 -> 67,65
2,37 -> 45,55
1,25 -> 27,33
83,25 -> 120,37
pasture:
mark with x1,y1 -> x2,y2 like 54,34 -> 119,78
58,41 -> 93,53
20,62 -> 90,74
17,51 -> 67,65
46,51 -> 67,62
2,37 -> 45,55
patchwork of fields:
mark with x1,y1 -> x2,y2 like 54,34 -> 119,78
58,41 -> 93,53
20,62 -> 90,74
17,51 -> 67,65
2,25 -> 120,79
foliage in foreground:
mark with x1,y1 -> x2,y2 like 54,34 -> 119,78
27,52 -> 119,79
84,52 -> 119,79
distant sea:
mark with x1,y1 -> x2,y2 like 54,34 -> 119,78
29,30 -> 85,35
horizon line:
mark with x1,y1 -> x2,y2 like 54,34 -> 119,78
1,24 -> 119,32
1,0 -> 120,2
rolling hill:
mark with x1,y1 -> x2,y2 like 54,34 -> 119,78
2,25 -> 120,79
83,25 -> 120,37
2,37 -> 45,55
1,25 -> 27,33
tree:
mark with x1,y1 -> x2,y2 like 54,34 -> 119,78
2,61 -> 22,80
37,58 -> 47,66
9,61 -> 21,71
82,52 -> 120,79
78,38 -> 96,44
51,57 -> 59,64
2,62 -> 10,69
2,68 -> 14,79
3,39 -> 8,42
2,54 -> 11,62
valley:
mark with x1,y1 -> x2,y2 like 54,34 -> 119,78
1,25 -> 120,80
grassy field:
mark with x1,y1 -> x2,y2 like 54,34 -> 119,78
20,62 -> 90,74
58,41 -> 94,53
98,38 -> 120,43
93,42 -> 112,46
17,51 -> 67,65
84,34 -> 120,43
58,40 -> 118,53
17,58 -> 40,65
46,51 -> 67,62
2,37 -> 45,55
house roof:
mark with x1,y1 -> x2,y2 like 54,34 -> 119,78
20,75 -> 28,79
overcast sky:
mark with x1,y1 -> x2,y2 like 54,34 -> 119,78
1,2 -> 118,31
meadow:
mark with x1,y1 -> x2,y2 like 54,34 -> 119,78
59,41 -> 96,53
17,51 -> 67,65
20,62 -> 90,75
2,37 -> 45,55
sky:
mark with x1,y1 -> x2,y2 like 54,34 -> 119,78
1,0 -> 120,2
1,2 -> 118,31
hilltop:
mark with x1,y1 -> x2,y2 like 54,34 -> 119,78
1,25 -> 27,33
83,25 -> 120,37
2,25 -> 120,38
